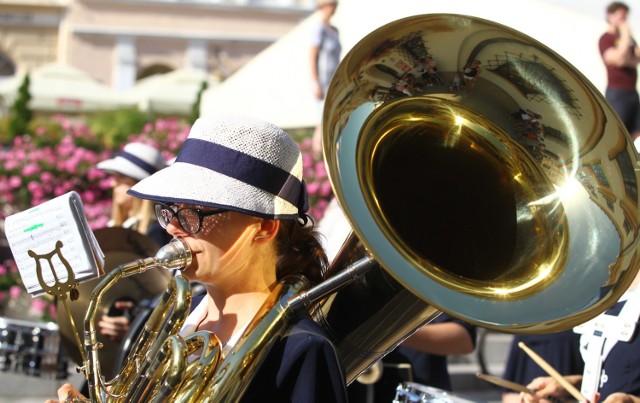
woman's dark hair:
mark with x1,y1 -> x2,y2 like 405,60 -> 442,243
275,218 -> 328,285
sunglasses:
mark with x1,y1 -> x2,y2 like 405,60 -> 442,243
154,202 -> 228,234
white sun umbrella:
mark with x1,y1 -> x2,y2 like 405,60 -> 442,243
0,63 -> 133,113
200,0 -> 608,130
125,68 -> 218,116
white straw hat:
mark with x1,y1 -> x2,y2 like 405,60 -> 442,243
97,142 -> 166,181
128,115 -> 308,221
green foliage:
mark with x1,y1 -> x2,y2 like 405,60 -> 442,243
190,80 -> 209,124
288,127 -> 313,143
7,74 -> 33,138
0,116 -> 12,145
86,107 -> 153,148
0,262 -> 20,290
138,64 -> 172,80
26,117 -> 68,148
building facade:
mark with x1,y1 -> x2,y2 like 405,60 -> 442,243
0,0 -> 313,88
0,0 -> 67,77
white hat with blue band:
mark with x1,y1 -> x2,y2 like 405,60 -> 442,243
128,115 -> 309,222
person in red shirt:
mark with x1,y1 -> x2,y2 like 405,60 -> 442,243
599,2 -> 640,142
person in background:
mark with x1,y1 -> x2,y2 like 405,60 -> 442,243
47,115 -> 348,402
501,331 -> 584,403
310,0 -> 341,157
318,199 -> 476,402
521,270 -> 640,403
462,59 -> 481,90
599,1 -> 640,142
97,142 -> 170,247
348,315 -> 476,402
95,142 -> 170,342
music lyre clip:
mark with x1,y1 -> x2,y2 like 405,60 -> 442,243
28,240 -> 87,365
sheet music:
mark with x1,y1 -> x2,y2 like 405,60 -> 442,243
4,191 -> 105,296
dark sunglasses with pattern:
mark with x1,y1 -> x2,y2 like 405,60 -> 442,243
154,202 -> 228,234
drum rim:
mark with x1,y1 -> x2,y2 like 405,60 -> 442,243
0,316 -> 59,331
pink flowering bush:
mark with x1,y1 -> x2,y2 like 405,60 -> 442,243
0,115 -> 191,320
0,258 -> 57,321
0,116 -> 191,223
0,115 -> 113,223
0,259 -> 20,309
127,117 -> 191,163
298,137 -> 333,221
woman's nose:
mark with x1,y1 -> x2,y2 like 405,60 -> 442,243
165,216 -> 188,237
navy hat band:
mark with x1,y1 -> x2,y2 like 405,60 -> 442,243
119,150 -> 159,176
176,138 -> 308,214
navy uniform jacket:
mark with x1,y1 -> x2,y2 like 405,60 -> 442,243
188,292 -> 347,402
240,314 -> 348,402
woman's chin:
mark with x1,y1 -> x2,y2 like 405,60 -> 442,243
179,264 -> 199,281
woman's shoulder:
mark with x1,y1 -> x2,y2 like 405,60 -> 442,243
281,314 -> 335,352
242,313 -> 347,402
276,314 -> 345,383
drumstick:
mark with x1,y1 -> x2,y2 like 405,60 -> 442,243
475,372 -> 533,395
518,341 -> 588,402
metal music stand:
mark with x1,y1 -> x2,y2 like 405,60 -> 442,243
28,240 -> 87,367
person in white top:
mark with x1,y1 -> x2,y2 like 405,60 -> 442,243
95,142 -> 169,342
310,0 -> 341,157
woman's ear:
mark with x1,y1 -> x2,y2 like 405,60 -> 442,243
253,219 -> 280,242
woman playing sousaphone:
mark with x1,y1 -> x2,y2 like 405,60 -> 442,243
47,115 -> 348,402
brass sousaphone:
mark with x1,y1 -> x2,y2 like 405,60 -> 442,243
317,13 -> 640,381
